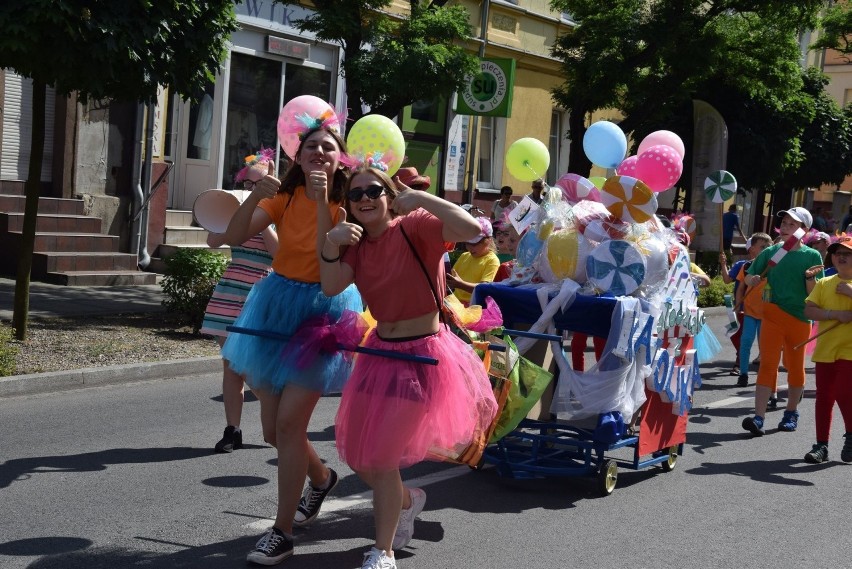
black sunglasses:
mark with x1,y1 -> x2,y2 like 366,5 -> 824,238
347,183 -> 386,202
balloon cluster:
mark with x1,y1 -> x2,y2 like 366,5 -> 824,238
500,126 -> 693,300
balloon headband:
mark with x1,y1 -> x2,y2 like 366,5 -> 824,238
234,147 -> 275,183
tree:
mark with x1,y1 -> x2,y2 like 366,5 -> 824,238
275,0 -> 478,121
811,1 -> 852,61
0,0 -> 238,340
550,0 -> 825,178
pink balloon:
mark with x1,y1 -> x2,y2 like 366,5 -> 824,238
616,155 -> 638,176
637,130 -> 685,160
277,95 -> 338,159
555,173 -> 601,204
634,144 -> 684,193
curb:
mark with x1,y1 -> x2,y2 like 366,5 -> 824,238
0,356 -> 221,398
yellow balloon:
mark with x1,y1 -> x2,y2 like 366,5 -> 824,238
546,230 -> 579,279
346,115 -> 406,176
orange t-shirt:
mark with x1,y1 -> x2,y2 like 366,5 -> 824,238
736,264 -> 766,319
257,186 -> 343,283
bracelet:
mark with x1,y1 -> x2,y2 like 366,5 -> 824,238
320,251 -> 340,263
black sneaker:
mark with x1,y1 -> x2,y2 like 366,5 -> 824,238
742,415 -> 765,436
246,527 -> 293,565
293,468 -> 338,527
214,425 -> 242,453
842,433 -> 852,463
736,373 -> 749,387
804,443 -> 829,464
767,395 -> 778,410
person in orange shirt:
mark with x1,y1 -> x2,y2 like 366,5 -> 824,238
220,122 -> 362,565
733,233 -> 772,388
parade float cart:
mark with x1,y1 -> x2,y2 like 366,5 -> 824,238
473,273 -> 699,496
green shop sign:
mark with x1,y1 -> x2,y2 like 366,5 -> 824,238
454,58 -> 515,118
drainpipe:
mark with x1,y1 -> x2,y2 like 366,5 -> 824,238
130,102 -> 145,258
137,103 -> 155,269
464,0 -> 490,206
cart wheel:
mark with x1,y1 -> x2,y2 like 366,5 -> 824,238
597,459 -> 618,496
660,446 -> 678,472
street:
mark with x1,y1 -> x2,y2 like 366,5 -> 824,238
1,312 -> 850,569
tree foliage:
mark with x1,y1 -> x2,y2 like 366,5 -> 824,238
811,2 -> 852,61
0,0 -> 238,340
550,0 -> 825,181
275,0 -> 478,120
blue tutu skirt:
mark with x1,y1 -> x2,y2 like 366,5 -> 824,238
694,323 -> 722,364
221,272 -> 362,395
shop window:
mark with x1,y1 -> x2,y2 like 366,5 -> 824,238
187,81 -> 215,161
547,110 -> 563,184
477,116 -> 494,187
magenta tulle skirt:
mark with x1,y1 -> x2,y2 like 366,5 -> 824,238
335,327 -> 498,471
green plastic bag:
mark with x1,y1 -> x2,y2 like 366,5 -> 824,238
489,335 -> 554,442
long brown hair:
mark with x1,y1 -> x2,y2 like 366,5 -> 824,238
343,166 -> 400,231
278,127 -> 349,204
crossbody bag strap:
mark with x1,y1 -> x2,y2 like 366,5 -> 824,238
399,224 -> 446,324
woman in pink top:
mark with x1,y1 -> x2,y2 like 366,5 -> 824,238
318,165 -> 498,569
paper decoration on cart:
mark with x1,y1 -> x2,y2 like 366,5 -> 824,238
584,218 -> 631,242
723,294 -> 740,337
586,240 -> 647,296
704,170 -> 737,203
507,194 -> 540,236
636,233 -> 671,295
555,173 -> 600,205
600,176 -> 656,224
673,214 -> 697,241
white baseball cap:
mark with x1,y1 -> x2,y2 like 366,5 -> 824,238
776,207 -> 813,230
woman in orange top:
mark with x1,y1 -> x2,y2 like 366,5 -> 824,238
221,124 -> 362,565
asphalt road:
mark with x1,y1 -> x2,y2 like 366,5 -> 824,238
1,312 -> 850,569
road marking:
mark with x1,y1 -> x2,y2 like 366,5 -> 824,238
698,383 -> 788,410
243,465 -> 473,531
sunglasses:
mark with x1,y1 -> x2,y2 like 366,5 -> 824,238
347,183 -> 386,202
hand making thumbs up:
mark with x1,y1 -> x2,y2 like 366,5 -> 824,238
326,207 -> 363,247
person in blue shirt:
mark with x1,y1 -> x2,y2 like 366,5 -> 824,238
722,204 -> 746,259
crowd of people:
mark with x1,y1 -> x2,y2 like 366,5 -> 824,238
198,106 -> 851,566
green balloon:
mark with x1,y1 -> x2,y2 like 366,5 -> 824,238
506,138 -> 550,182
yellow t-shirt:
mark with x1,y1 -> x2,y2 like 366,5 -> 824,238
452,251 -> 500,303
257,186 -> 343,283
805,275 -> 852,363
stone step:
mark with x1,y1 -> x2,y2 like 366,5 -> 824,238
0,194 -> 86,216
162,225 -> 209,245
0,211 -> 101,233
42,270 -> 158,286
32,251 -> 140,273
166,210 -> 194,227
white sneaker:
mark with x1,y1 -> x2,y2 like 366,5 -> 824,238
392,487 -> 427,550
362,547 -> 397,569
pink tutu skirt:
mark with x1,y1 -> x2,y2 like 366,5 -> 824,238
335,327 -> 497,471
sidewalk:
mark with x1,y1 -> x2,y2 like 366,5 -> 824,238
0,277 -> 220,398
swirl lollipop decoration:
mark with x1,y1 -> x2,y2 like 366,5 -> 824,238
600,175 -> 656,224
704,170 -> 737,203
586,239 -> 647,296
555,173 -> 600,205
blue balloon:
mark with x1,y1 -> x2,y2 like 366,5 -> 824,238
516,230 -> 544,266
583,121 -> 628,169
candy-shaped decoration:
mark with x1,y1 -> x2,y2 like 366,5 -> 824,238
346,114 -> 406,176
600,176 -> 656,224
555,173 -> 600,205
637,130 -> 686,160
545,229 -> 579,279
277,96 -> 340,159
769,228 -> 806,267
506,138 -> 550,182
704,170 -> 737,204
616,155 -> 638,177
586,240 -> 647,296
639,234 -> 670,291
584,218 -> 631,242
515,229 -> 545,266
674,215 -> 697,241
634,144 -> 683,192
